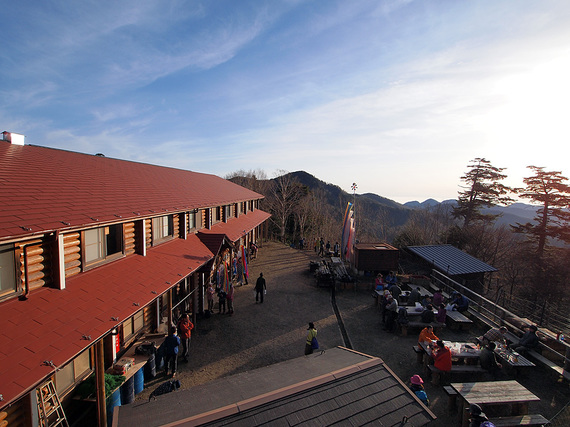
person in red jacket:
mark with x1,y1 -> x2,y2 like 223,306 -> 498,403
432,340 -> 452,372
177,313 -> 194,363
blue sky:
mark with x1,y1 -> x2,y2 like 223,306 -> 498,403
2,1 -> 570,204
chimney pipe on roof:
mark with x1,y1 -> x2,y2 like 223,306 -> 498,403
2,131 -> 25,145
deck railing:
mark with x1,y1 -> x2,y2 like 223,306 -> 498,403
430,269 -> 570,375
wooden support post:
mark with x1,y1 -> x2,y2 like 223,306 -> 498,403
191,274 -> 197,325
95,340 -> 106,427
167,289 -> 173,329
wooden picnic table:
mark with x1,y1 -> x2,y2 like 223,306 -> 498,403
414,285 -> 433,297
420,341 -> 480,362
451,380 -> 540,427
494,343 -> 535,369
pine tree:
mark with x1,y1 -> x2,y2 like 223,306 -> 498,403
512,166 -> 570,259
453,158 -> 514,228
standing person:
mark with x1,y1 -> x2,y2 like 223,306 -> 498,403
305,322 -> 318,355
333,242 -> 340,257
318,237 -> 325,256
384,295 -> 398,332
177,314 -> 194,363
227,284 -> 235,315
217,288 -> 227,314
409,375 -> 429,406
207,283 -> 215,312
164,326 -> 180,377
255,272 -> 266,303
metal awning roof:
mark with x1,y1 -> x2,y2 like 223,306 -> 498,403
407,244 -> 497,276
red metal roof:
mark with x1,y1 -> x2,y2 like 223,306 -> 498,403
0,141 -> 263,240
0,234 -> 213,406
199,209 -> 271,242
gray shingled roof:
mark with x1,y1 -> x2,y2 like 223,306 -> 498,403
116,347 -> 435,426
407,244 -> 497,276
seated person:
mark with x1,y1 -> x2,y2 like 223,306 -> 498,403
385,271 -> 397,287
418,325 -> 438,344
513,325 -> 539,355
375,274 -> 384,291
479,342 -> 503,377
397,306 -> 409,326
420,304 -> 435,323
432,289 -> 444,307
432,340 -> 452,372
435,303 -> 447,324
408,287 -> 421,305
482,326 -> 508,346
454,293 -> 469,312
421,296 -> 433,308
391,284 -> 402,302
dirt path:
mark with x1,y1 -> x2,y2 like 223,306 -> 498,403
136,241 -> 570,425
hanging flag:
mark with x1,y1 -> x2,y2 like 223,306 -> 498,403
241,245 -> 249,279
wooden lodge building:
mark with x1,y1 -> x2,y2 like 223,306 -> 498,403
0,134 -> 270,426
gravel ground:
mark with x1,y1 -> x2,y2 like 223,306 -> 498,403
135,241 -> 570,425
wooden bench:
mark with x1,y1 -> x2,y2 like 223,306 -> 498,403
401,321 -> 445,336
413,345 -> 425,364
527,349 -> 570,381
488,414 -> 550,426
446,310 -> 473,331
428,364 -> 486,385
442,385 -> 457,411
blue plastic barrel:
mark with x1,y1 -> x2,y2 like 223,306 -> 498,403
107,389 -> 121,427
121,376 -> 135,404
134,368 -> 144,394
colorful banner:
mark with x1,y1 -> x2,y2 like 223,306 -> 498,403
341,202 -> 353,260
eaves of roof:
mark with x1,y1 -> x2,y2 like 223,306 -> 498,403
199,209 -> 271,243
116,347 -> 436,426
0,235 -> 213,407
0,141 -> 264,241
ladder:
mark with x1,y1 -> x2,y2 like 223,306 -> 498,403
36,380 -> 69,427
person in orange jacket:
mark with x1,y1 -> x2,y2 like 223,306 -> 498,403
418,325 -> 439,344
177,313 -> 194,363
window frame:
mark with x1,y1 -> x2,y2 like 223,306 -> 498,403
55,348 -> 92,395
82,224 -> 125,271
0,243 -> 19,299
152,215 -> 174,245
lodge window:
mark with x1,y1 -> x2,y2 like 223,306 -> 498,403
188,210 -> 196,231
214,206 -> 221,223
123,310 -> 144,343
55,348 -> 91,395
223,205 -> 230,222
152,215 -> 174,244
83,224 -> 124,268
0,244 -> 18,298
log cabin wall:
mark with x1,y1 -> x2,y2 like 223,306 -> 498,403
173,214 -> 180,237
124,221 -> 136,256
63,232 -> 81,278
18,237 -> 53,290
